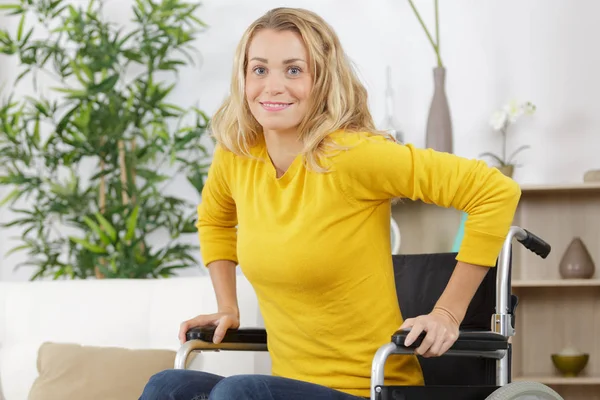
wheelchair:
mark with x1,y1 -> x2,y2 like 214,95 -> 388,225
175,226 -> 564,400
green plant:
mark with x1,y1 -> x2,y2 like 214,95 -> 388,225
0,0 -> 212,280
408,0 -> 443,67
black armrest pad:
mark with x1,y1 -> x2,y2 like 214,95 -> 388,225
392,329 -> 508,352
186,326 -> 267,344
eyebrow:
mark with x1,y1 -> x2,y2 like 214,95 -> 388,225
249,57 -> 306,64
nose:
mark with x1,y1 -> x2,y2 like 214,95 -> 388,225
264,71 -> 285,96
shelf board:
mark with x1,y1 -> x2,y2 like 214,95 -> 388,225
512,279 -> 600,287
513,375 -> 600,385
520,182 -> 600,194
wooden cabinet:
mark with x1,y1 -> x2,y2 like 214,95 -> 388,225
392,183 -> 600,400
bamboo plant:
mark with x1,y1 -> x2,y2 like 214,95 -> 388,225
0,0 -> 212,280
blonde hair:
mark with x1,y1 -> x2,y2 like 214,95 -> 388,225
210,7 -> 393,171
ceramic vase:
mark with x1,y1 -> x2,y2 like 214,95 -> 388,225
559,237 -> 596,279
583,169 -> 600,182
425,67 -> 453,154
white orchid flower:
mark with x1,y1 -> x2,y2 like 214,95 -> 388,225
489,110 -> 507,131
522,101 -> 536,115
504,99 -> 524,123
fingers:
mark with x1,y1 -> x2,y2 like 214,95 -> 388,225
438,336 -> 457,356
399,317 -> 414,331
178,314 -> 218,344
178,320 -> 192,344
419,328 -> 445,358
402,319 -> 423,347
417,327 -> 458,358
212,315 -> 232,344
414,326 -> 437,356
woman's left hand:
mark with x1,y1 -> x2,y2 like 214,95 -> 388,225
398,308 -> 460,358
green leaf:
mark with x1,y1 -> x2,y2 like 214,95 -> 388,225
4,243 -> 31,257
83,216 -> 112,245
479,152 -> 506,166
158,264 -> 191,277
69,236 -> 107,254
125,205 -> 139,241
51,87 -> 88,99
136,168 -> 169,183
181,218 -> 197,233
88,74 -> 119,94
14,68 -> 31,85
94,213 -> 117,242
189,15 -> 208,28
0,188 -> 21,207
186,171 -> 205,194
87,0 -> 96,14
53,269 -> 65,279
96,263 -> 114,278
507,145 -> 531,164
158,60 -> 186,71
17,13 -> 25,41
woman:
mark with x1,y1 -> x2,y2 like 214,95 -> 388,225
140,7 -> 520,400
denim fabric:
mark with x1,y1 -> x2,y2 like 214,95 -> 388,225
139,369 -> 368,400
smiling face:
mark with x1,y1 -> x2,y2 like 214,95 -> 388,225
245,29 -> 313,137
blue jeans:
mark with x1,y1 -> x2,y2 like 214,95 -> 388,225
139,369 -> 368,400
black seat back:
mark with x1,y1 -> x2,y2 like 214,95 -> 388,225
393,253 -> 498,386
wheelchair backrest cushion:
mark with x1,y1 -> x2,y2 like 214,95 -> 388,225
392,253 -> 496,330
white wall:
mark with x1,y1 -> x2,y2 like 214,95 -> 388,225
1,0 -> 598,281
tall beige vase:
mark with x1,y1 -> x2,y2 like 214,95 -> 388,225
425,67 -> 453,154
559,237 -> 596,279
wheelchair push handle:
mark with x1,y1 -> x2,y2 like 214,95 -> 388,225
516,228 -> 551,259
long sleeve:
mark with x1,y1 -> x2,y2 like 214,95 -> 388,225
196,145 -> 238,266
333,134 -> 521,267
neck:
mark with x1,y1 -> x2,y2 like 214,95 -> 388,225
263,128 -> 303,177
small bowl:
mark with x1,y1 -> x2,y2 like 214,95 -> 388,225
551,353 -> 589,377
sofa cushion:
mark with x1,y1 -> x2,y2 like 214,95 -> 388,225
28,342 -> 176,400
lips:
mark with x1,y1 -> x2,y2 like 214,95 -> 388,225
259,101 -> 293,111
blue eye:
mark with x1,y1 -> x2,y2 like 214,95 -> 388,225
253,67 -> 266,75
288,67 -> 301,75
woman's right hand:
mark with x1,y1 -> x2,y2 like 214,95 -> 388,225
178,309 -> 240,344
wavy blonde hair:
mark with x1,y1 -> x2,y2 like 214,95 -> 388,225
210,7 -> 393,171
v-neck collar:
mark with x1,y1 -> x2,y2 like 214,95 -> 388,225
260,140 -> 303,187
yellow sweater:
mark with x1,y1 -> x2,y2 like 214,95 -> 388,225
196,131 -> 521,397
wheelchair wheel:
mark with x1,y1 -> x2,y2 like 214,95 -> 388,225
486,381 -> 564,400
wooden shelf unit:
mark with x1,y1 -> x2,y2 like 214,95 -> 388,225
512,279 -> 600,287
392,182 -> 600,400
513,375 -> 600,385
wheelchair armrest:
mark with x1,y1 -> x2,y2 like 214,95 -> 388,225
392,329 -> 508,352
175,327 -> 268,368
186,326 -> 267,345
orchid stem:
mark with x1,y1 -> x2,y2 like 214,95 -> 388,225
502,127 -> 507,165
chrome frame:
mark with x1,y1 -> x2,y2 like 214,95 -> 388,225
174,339 -> 268,369
369,225 -> 528,400
390,217 -> 401,254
